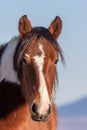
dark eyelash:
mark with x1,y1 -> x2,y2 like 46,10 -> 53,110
54,59 -> 58,64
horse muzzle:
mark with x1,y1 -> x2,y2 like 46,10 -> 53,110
31,103 -> 51,122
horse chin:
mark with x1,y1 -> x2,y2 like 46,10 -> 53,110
31,114 -> 48,122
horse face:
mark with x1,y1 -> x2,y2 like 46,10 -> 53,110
17,15 -> 62,121
19,39 -> 58,121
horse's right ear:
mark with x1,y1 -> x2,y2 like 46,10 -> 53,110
18,15 -> 32,37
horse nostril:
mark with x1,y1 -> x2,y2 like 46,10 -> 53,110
31,103 -> 37,115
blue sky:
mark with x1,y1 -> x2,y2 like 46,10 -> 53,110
0,0 -> 87,106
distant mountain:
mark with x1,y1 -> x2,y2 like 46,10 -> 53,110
58,97 -> 87,117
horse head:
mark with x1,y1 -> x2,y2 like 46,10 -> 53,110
14,15 -> 62,122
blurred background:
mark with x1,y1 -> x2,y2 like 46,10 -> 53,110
0,0 -> 87,129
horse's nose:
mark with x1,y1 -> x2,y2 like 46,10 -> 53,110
31,103 -> 51,122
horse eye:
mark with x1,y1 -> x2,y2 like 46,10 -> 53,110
21,58 -> 27,65
54,59 -> 58,64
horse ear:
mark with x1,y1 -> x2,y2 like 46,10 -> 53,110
48,16 -> 62,39
18,15 -> 32,37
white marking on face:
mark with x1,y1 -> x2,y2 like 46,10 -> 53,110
25,53 -> 30,58
0,37 -> 20,84
33,44 -> 51,115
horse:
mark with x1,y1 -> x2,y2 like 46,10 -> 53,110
0,15 -> 63,130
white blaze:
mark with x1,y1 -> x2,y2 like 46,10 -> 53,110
33,44 -> 51,115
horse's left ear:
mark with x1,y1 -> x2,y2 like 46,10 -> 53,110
18,15 -> 32,37
48,16 -> 62,39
